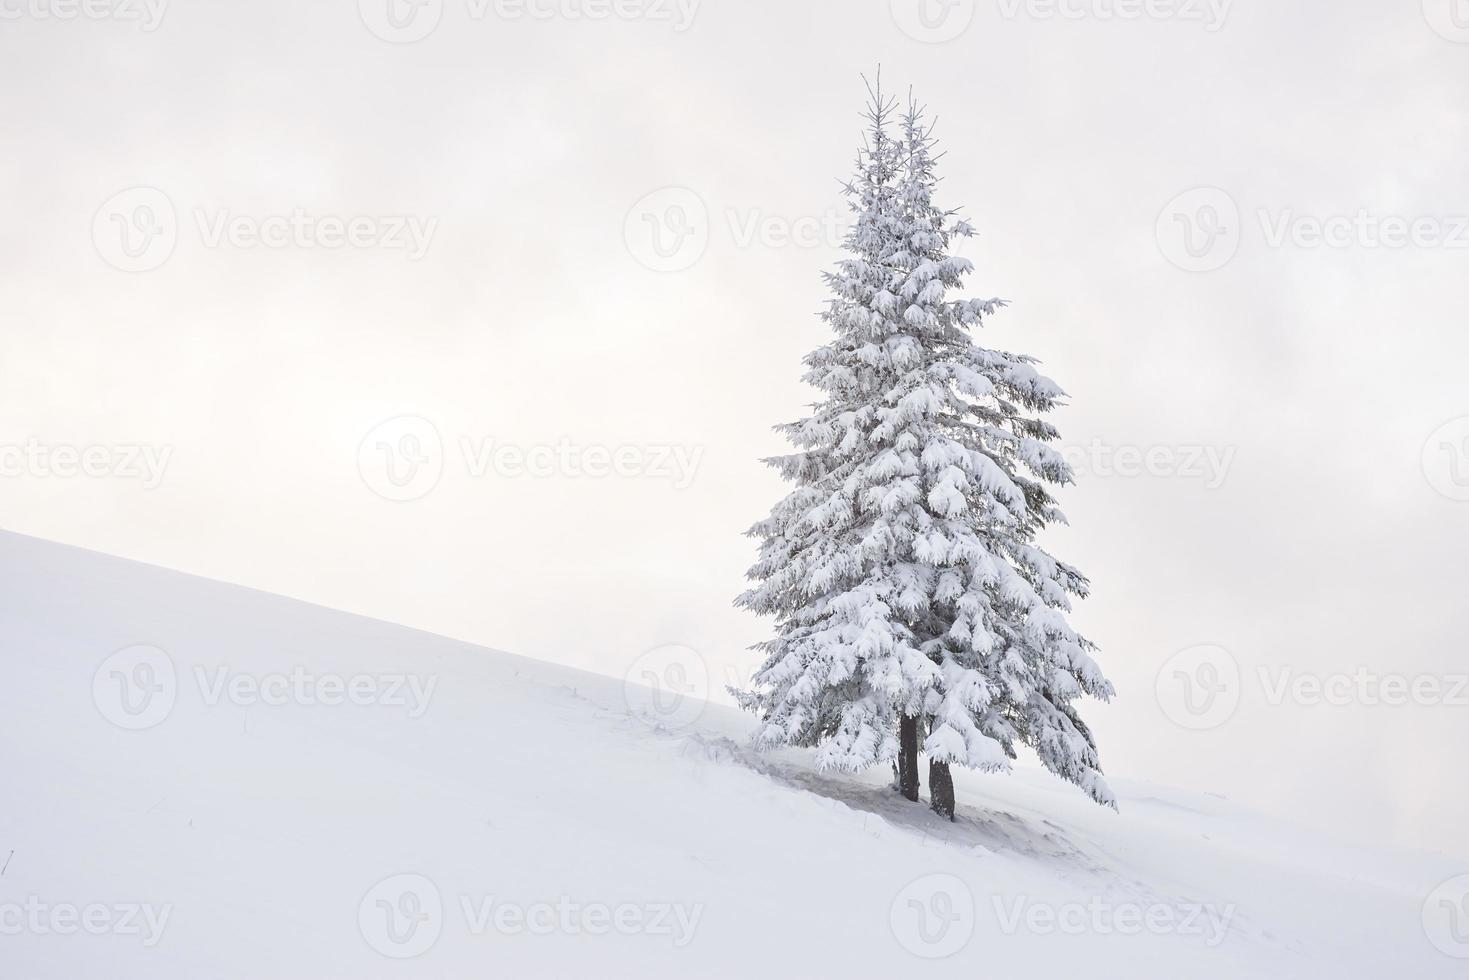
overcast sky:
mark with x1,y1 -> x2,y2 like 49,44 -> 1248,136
2,0 -> 1466,857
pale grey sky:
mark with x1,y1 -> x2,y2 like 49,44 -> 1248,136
2,0 -> 1467,856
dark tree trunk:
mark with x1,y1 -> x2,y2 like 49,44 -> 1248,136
897,714 -> 920,802
929,758 -> 955,820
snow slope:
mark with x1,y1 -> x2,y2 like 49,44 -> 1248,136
0,530 -> 1462,978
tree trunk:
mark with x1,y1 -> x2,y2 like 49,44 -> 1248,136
929,758 -> 955,820
897,714 -> 920,802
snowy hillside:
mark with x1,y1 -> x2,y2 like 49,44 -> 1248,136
0,530 -> 1461,978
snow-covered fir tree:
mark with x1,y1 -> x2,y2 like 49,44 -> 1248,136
735,81 -> 1116,818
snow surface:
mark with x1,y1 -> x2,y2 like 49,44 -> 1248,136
0,530 -> 1461,978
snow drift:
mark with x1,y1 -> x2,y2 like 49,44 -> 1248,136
0,530 -> 1461,978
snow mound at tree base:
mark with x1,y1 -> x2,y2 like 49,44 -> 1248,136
0,531 -> 1459,978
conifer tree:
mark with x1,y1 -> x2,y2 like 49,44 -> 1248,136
736,80 -> 1116,818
